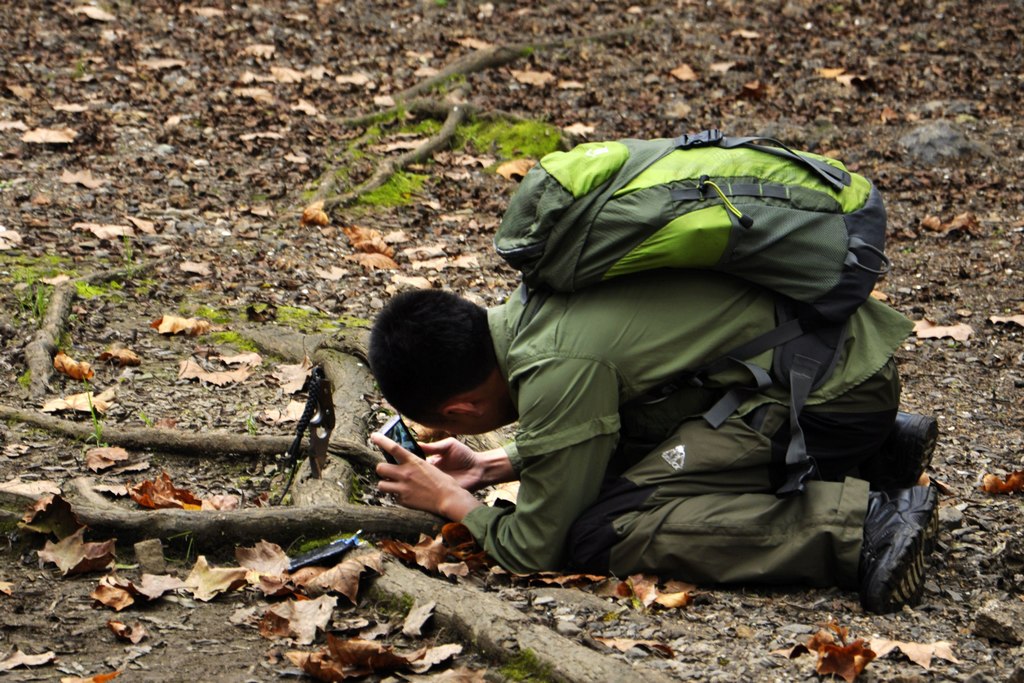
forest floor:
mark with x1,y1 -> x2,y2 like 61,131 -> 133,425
1,1 -> 1023,681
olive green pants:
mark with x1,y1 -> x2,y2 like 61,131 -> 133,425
567,361 -> 901,589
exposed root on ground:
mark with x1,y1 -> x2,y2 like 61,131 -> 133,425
310,28 -> 643,213
0,478 -> 440,545
24,267 -> 150,399
370,559 -> 678,683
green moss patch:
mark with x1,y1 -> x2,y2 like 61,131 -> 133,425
500,649 -> 554,682
458,120 -> 562,161
357,171 -> 429,207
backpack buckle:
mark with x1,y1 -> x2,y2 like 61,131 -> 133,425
674,129 -> 724,149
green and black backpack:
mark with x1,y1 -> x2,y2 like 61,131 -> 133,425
494,129 -> 891,496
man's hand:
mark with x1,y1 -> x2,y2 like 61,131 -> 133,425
371,432 -> 481,521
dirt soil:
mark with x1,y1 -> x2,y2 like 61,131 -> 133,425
2,1 -> 1023,681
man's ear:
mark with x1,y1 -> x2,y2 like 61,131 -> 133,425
439,400 -> 482,417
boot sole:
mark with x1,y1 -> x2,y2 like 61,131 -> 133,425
862,487 -> 939,613
888,495 -> 939,610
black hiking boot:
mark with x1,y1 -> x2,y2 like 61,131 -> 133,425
862,412 -> 939,491
858,485 -> 938,614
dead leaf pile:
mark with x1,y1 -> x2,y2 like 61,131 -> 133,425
777,620 -> 876,682
595,573 -> 695,609
127,471 -> 203,509
380,522 -> 491,577
286,634 -> 463,681
344,225 -> 398,270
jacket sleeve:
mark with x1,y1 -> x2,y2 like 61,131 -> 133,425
462,432 -> 619,573
461,355 -> 621,573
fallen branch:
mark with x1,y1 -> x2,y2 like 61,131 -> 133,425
320,99 -> 469,211
0,405 -> 382,470
369,559 -> 677,683
392,29 -> 643,103
25,267 -> 150,398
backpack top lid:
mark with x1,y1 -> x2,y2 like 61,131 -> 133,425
495,132 -> 887,323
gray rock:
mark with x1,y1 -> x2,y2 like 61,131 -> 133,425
973,598 -> 1024,644
134,538 -> 166,575
939,505 -> 965,529
555,619 -> 582,637
899,120 -> 985,164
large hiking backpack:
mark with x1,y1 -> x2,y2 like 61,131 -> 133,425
494,129 -> 891,496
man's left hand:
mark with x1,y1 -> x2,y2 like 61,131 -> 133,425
371,432 -> 482,521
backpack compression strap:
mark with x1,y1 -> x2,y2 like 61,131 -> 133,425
674,129 -> 851,192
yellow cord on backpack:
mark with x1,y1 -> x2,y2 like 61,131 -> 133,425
699,175 -> 753,227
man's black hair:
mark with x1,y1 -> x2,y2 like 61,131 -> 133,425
369,289 -> 497,422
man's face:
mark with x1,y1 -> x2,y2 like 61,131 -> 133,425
422,368 -> 518,435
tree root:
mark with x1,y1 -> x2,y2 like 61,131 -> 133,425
318,98 -> 469,212
25,267 -> 150,399
311,27 -> 645,213
0,404 -> 382,471
369,559 -> 678,683
0,478 -> 440,546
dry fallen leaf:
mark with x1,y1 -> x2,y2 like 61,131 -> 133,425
301,200 -> 330,227
38,527 -> 116,576
0,227 -> 24,250
343,225 -> 394,256
108,619 -> 148,644
233,87 -> 275,104
17,493 -> 78,539
0,650 -> 56,672
981,471 -> 1024,494
60,669 -> 123,683
71,222 -> 134,240
510,69 -> 556,87
990,314 -> 1024,327
496,158 -> 535,180
235,540 -> 291,575
53,351 -> 95,381
60,169 -> 105,189
150,315 -> 211,336
98,344 -> 141,367
402,600 -> 436,637
347,252 -> 399,270
595,637 -> 674,657
41,387 -> 117,414
242,43 -> 276,59
86,446 -> 131,472
185,556 -> 249,601
913,319 -> 973,341
22,127 -> 77,144
139,58 -> 187,70
270,66 -> 305,83
70,5 -> 116,21
128,471 -> 203,510
867,638 -> 960,669
178,358 -> 252,386
259,594 -> 338,644
670,64 -> 698,81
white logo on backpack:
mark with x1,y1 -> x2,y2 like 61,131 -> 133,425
661,444 -> 686,470
584,146 -> 610,158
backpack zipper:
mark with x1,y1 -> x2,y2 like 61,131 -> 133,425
699,175 -> 754,228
